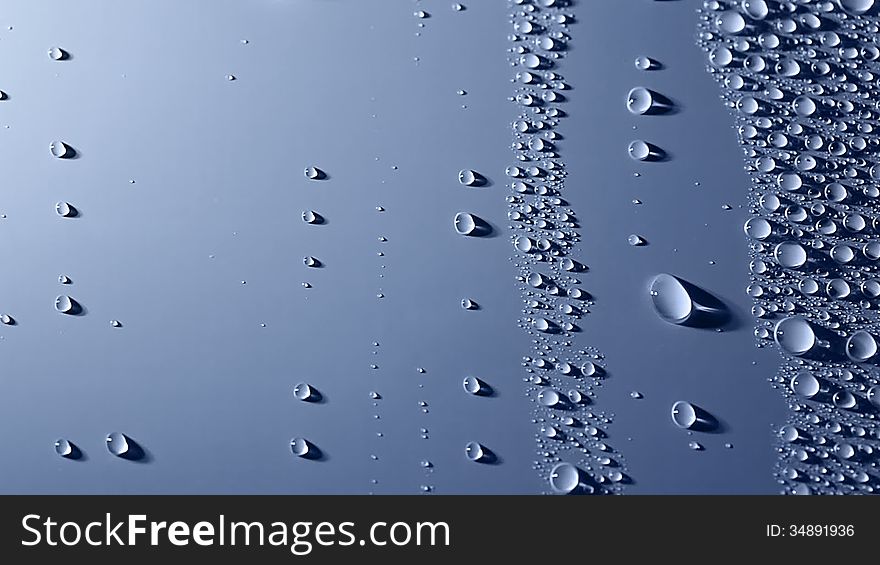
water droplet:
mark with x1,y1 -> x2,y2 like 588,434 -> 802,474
846,331 -> 877,362
55,438 -> 74,458
290,437 -> 313,458
627,234 -> 646,246
55,201 -> 75,217
0,314 -> 13,325
293,382 -> 315,401
837,0 -> 875,16
688,441 -> 704,451
774,243 -> 807,269
649,274 -> 693,324
106,432 -> 129,456
790,371 -> 820,398
538,389 -> 561,407
110,320 -> 121,328
463,376 -> 485,395
47,47 -> 65,60
54,295 -> 76,314
303,256 -> 320,267
742,0 -> 769,20
302,210 -> 321,224
461,298 -> 478,310
454,212 -> 478,235
626,87 -> 654,115
458,169 -> 483,186
465,441 -> 486,462
628,140 -> 651,161
671,401 -> 697,429
549,462 -> 579,494
304,166 -> 325,180
774,317 -> 816,356
49,140 -> 70,158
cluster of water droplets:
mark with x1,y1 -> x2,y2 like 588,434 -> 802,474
507,0 -> 628,495
698,0 -> 880,494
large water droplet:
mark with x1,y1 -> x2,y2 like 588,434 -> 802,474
790,371 -> 820,398
837,0 -> 875,16
774,242 -> 807,268
671,401 -> 697,429
774,317 -> 816,356
304,166 -> 325,180
626,87 -> 654,115
47,47 -> 66,60
649,274 -> 692,324
549,462 -> 580,494
742,0 -> 769,19
846,331 -> 877,362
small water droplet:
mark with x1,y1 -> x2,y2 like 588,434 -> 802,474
49,140 -> 70,159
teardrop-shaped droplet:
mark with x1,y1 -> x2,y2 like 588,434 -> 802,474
461,298 -> 478,310
47,47 -> 65,60
649,274 -> 693,325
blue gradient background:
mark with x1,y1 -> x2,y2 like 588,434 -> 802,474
0,0 -> 785,494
